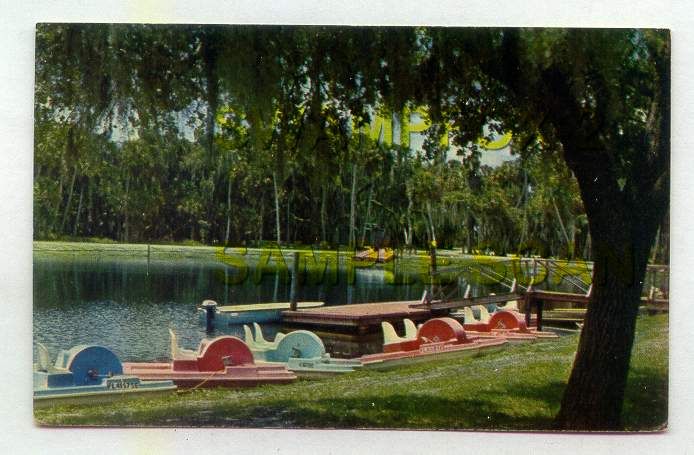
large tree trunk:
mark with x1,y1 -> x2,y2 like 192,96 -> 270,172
552,137 -> 664,430
551,136 -> 666,430
531,39 -> 670,429
554,220 -> 653,429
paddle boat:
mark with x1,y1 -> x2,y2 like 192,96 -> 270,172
353,247 -> 394,263
461,305 -> 559,341
244,323 -> 362,377
33,343 -> 176,408
122,330 -> 296,388
197,299 -> 324,326
358,317 -> 507,370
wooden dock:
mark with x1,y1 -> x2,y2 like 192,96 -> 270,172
282,300 -> 432,334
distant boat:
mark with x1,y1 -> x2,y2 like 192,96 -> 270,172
244,323 -> 362,377
353,247 -> 394,263
122,330 -> 296,388
197,299 -> 324,325
33,343 -> 176,408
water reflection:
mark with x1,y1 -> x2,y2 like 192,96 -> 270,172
35,255 -> 496,361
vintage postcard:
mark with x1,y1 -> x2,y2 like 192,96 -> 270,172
32,23 -> 669,434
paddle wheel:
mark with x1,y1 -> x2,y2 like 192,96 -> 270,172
55,345 -> 124,385
361,317 -> 507,369
271,331 -> 326,362
463,309 -> 558,341
464,309 -> 528,333
123,332 -> 296,388
245,325 -> 362,376
34,344 -> 176,407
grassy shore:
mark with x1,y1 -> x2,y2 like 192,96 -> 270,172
34,314 -> 667,431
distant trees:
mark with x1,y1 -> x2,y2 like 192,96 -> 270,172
35,25 -> 596,256
34,24 -> 590,257
34,25 -> 670,431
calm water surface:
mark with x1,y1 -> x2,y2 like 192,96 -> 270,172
34,255 -> 503,361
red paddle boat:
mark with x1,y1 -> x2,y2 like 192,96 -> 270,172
461,306 -> 558,342
359,317 -> 507,370
122,330 -> 296,388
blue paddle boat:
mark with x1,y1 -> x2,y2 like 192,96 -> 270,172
33,343 -> 176,408
244,323 -> 362,377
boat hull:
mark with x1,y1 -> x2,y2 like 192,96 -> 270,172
33,379 -> 176,408
359,338 -> 506,370
122,362 -> 296,388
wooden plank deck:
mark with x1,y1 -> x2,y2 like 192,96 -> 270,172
281,300 -> 432,333
410,292 -> 522,310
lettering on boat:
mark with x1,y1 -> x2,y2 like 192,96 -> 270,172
106,377 -> 140,389
420,344 -> 450,354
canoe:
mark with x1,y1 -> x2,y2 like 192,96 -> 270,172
198,299 -> 325,325
34,343 -> 176,408
359,317 -> 507,370
122,330 -> 296,388
244,323 -> 362,377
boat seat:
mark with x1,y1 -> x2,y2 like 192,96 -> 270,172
477,305 -> 491,323
502,300 -> 519,311
169,329 -> 197,360
404,319 -> 417,339
253,322 -> 284,348
243,325 -> 257,348
35,342 -> 63,372
382,322 -> 403,345
463,307 -> 477,323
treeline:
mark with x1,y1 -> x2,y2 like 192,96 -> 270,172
33,25 -> 667,261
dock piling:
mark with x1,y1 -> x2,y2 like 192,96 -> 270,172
290,251 -> 299,311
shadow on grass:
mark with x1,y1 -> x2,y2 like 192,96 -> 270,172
621,365 -> 668,431
150,380 -> 568,430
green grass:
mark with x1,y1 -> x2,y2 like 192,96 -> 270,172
34,314 -> 668,430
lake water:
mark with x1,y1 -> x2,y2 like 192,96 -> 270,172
34,254 -> 511,362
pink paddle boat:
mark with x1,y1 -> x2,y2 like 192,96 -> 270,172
461,306 -> 558,342
359,317 -> 507,370
122,330 -> 296,388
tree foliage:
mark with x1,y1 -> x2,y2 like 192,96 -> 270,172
34,25 -> 669,430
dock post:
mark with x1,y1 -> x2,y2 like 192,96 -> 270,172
524,277 -> 533,327
429,241 -> 437,298
146,244 -> 151,276
524,293 -> 532,328
201,300 -> 218,332
290,251 -> 300,311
